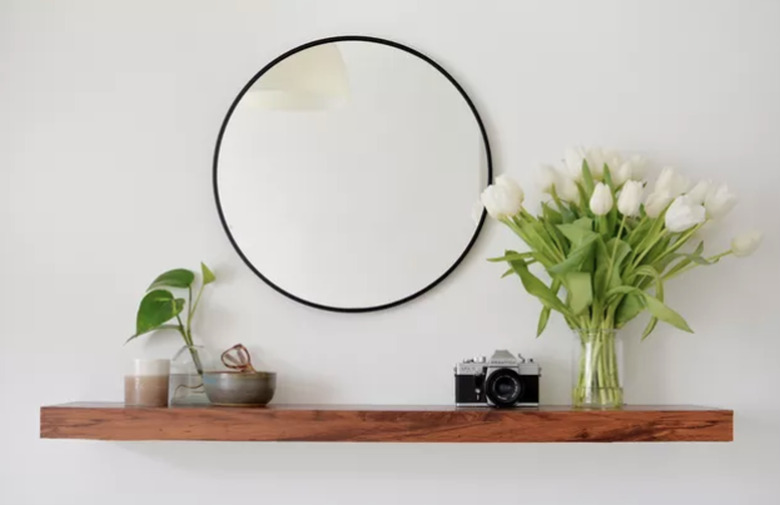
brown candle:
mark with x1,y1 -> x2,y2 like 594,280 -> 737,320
124,359 -> 170,407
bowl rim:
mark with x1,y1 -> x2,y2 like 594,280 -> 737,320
203,370 -> 276,379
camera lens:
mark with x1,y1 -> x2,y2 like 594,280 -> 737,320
485,369 -> 523,407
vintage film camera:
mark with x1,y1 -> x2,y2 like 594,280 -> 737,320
454,350 -> 540,407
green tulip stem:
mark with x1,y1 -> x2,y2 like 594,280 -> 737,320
605,215 -> 627,289
631,229 -> 666,269
573,327 -> 622,408
653,223 -> 704,262
663,250 -> 733,281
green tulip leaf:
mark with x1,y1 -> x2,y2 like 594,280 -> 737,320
576,182 -> 592,213
541,202 -> 563,225
488,251 -> 535,263
627,217 -> 653,248
564,271 -> 592,315
630,266 -> 664,341
641,317 -> 659,341
602,164 -> 615,189
641,294 -> 693,333
147,269 -> 194,291
201,262 -> 216,285
581,160 -> 595,194
615,292 -> 645,327
610,285 -> 692,333
536,306 -> 551,337
606,285 -> 639,300
536,278 -> 561,337
557,218 -> 594,246
593,236 -> 610,296
632,265 -> 664,300
135,289 -> 186,336
509,260 -> 571,317
662,242 -> 718,278
548,233 -> 598,275
607,238 -> 632,282
644,235 -> 672,265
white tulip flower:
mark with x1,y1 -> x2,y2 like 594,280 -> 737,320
564,146 -> 587,181
655,167 -> 690,197
536,164 -> 558,193
704,183 -> 737,219
603,149 -> 623,174
628,155 -> 647,180
731,230 -> 763,257
496,174 -> 524,204
589,182 -> 613,216
586,147 -> 606,178
481,175 -> 524,219
686,180 -> 712,205
617,180 -> 644,217
664,195 -> 706,232
554,172 -> 580,203
644,190 -> 673,218
613,155 -> 646,186
614,162 -> 633,186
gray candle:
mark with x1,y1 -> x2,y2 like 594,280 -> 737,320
124,359 -> 170,407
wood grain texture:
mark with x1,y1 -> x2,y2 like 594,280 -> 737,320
40,403 -> 733,443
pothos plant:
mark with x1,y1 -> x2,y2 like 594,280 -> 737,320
127,262 -> 215,373
481,147 -> 762,407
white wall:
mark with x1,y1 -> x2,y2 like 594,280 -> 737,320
1,1 -> 778,504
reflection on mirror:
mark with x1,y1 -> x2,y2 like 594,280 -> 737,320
214,36 -> 491,312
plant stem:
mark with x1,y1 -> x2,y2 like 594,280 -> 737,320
605,215 -> 627,289
181,281 -> 209,376
176,313 -> 202,375
189,284 -> 206,326
573,327 -> 622,408
631,230 -> 666,268
187,285 -> 192,333
653,224 -> 703,262
663,250 -> 733,280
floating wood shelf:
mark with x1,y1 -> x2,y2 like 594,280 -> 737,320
40,403 -> 732,443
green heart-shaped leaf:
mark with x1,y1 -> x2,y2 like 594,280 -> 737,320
135,290 -> 185,335
201,262 -> 216,285
126,324 -> 180,344
147,269 -> 194,291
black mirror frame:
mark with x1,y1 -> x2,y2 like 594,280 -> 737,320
212,35 -> 493,313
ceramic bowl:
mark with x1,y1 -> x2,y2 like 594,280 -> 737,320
202,371 -> 276,407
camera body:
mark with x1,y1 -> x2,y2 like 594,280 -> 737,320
454,350 -> 540,407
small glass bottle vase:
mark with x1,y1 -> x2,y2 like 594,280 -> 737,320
169,345 -> 212,406
572,329 -> 624,408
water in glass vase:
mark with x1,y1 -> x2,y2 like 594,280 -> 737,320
572,329 -> 623,408
169,345 -> 213,406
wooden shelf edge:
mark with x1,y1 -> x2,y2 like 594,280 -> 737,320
40,403 -> 733,443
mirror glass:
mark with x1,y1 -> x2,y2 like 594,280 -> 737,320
215,37 -> 491,311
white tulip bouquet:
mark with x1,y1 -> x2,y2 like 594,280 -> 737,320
482,147 -> 761,407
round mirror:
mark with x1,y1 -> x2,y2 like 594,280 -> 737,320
214,36 -> 492,312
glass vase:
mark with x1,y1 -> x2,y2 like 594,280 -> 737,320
572,329 -> 624,408
169,345 -> 213,406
